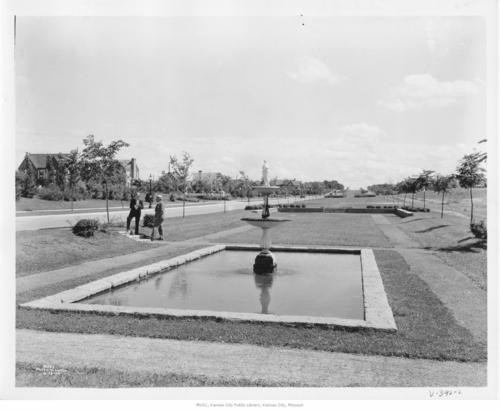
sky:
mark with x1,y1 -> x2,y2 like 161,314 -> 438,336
15,16 -> 486,187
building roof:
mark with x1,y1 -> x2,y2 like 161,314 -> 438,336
25,153 -> 70,169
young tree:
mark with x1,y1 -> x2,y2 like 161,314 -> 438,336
80,135 -> 129,222
239,171 -> 253,202
456,152 -> 486,224
416,169 -> 434,209
396,178 -> 415,207
61,149 -> 81,211
432,174 -> 455,218
169,152 -> 194,217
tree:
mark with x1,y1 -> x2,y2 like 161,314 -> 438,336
169,152 -> 194,217
61,149 -> 81,211
19,166 -> 37,198
239,171 -> 253,202
80,135 -> 129,223
396,178 -> 414,207
416,170 -> 434,209
432,174 -> 455,218
15,171 -> 23,200
456,152 -> 486,224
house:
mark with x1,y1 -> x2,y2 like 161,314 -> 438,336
271,178 -> 302,194
18,152 -> 70,183
119,158 -> 140,184
18,152 -> 140,185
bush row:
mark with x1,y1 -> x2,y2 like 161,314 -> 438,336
366,205 -> 397,209
402,206 -> 430,212
37,182 -> 135,202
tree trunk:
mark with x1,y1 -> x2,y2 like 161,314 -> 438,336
469,187 -> 474,224
403,193 -> 406,207
411,192 -> 415,208
182,191 -> 186,218
423,189 -> 426,209
105,181 -> 110,223
441,191 -> 445,218
71,183 -> 74,212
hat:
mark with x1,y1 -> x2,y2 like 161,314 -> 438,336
156,195 -> 162,199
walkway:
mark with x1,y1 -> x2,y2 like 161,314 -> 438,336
398,249 -> 487,343
17,329 -> 486,387
371,214 -> 486,343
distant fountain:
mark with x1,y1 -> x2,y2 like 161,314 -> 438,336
241,161 -> 290,274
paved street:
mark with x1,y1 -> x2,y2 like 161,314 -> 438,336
16,196 -> 316,231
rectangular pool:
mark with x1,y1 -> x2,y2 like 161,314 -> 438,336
83,250 -> 364,320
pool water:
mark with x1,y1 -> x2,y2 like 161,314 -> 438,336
84,250 -> 364,319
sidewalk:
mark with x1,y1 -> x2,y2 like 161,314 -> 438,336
16,329 -> 486,387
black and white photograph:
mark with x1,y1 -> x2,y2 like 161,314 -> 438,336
0,0 -> 497,403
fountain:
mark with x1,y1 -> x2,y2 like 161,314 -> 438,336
241,161 -> 290,274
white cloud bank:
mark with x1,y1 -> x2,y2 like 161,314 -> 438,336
338,123 -> 386,140
380,74 -> 479,111
287,56 -> 341,86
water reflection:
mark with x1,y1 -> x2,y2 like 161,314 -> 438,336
254,273 -> 274,314
167,269 -> 190,299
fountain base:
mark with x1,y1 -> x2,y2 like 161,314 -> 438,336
253,250 -> 277,274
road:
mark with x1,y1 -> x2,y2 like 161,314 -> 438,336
16,196 -> 317,231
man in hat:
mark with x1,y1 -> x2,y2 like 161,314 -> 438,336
151,194 -> 165,241
126,192 -> 144,235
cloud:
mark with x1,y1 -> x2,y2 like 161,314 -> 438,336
287,56 -> 341,86
380,74 -> 479,111
338,123 -> 386,140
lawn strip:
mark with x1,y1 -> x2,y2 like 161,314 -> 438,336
16,362 -> 292,388
217,213 -> 393,248
16,249 -> 485,362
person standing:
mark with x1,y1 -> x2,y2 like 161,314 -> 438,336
126,192 -> 144,235
151,194 -> 165,241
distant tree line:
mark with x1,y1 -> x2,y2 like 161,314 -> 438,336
367,141 -> 487,223
16,139 -> 345,207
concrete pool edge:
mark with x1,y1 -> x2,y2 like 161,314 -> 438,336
20,244 -> 397,332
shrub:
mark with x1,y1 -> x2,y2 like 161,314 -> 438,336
72,219 -> 99,237
38,184 -> 64,201
301,203 -> 306,208
402,206 -> 430,213
143,214 -> 155,228
470,221 -> 487,240
169,193 -> 176,202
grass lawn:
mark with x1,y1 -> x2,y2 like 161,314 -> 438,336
137,210 -> 249,241
16,229 -> 162,277
16,197 -> 130,212
395,188 -> 487,220
16,249 -> 485,362
302,195 -> 397,209
16,210 -> 249,276
16,362 -> 293,387
219,212 -> 393,248
393,213 -> 487,290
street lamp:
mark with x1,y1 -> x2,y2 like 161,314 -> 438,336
149,174 -> 153,208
